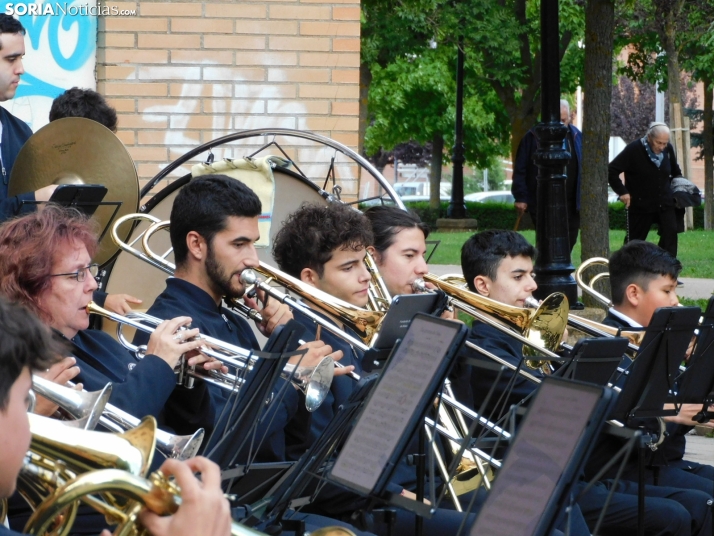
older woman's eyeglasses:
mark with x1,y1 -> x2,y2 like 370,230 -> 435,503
50,264 -> 100,282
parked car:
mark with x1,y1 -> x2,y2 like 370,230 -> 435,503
464,191 -> 515,204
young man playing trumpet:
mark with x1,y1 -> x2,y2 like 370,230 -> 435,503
0,298 -> 234,536
603,240 -> 714,493
133,175 -> 347,459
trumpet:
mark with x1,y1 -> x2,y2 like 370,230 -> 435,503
87,301 -> 334,412
32,376 -> 204,460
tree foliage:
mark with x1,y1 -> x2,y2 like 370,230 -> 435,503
364,47 -> 510,170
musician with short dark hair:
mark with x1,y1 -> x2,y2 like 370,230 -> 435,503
603,240 -> 714,494
459,229 -> 541,413
134,175 -> 345,459
49,87 -> 118,133
459,230 -> 711,536
0,15 -> 57,221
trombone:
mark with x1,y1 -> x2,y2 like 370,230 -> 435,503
87,301 -> 334,412
416,273 -> 569,373
32,376 -> 204,460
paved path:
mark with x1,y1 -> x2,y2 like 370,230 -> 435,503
429,265 -> 714,300
684,433 -> 714,465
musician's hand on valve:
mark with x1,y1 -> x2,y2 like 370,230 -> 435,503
131,457 -> 231,536
147,317 -> 203,369
34,356 -> 82,416
244,288 -> 293,336
185,340 -> 229,373
104,293 -> 143,315
292,340 -> 352,376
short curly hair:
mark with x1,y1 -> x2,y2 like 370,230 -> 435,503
49,87 -> 118,133
273,203 -> 373,278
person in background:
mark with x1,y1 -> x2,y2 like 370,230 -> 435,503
608,122 -> 684,261
511,99 -> 582,253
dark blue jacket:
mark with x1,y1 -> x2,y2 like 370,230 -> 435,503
511,124 -> 583,216
0,523 -> 24,536
134,278 -> 298,461
462,321 -> 544,417
603,310 -> 689,462
0,106 -> 34,221
68,329 -> 177,422
289,307 -> 365,457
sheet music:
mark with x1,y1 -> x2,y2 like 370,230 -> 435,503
470,380 -> 601,536
330,317 -> 460,494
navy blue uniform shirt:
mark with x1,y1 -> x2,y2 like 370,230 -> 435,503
134,277 -> 298,461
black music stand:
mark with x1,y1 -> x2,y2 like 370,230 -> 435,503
672,297 -> 714,419
602,306 -> 699,536
253,314 -> 468,532
555,337 -> 629,387
205,320 -> 307,473
610,306 -> 700,423
466,377 -> 616,536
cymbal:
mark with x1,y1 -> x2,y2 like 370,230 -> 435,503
9,117 -> 139,266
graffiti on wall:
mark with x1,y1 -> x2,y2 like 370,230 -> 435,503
0,0 -> 96,131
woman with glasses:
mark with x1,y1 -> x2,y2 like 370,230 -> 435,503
0,205 -> 221,424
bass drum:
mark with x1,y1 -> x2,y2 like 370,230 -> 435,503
102,166 -> 327,313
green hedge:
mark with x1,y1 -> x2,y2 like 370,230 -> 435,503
400,201 -> 706,231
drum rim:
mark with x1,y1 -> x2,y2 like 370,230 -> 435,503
140,165 -> 321,212
140,128 -> 404,209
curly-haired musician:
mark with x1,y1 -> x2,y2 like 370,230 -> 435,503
0,298 -> 232,536
459,229 -> 712,536
273,202 -> 372,449
272,202 -> 483,536
602,240 -> 714,494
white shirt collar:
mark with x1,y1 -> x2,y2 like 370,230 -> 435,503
608,307 -> 642,328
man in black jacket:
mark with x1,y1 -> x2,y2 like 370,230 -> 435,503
0,15 -> 56,220
608,122 -> 683,258
512,99 -> 582,253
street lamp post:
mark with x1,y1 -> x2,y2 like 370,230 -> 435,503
448,38 -> 466,219
532,0 -> 577,304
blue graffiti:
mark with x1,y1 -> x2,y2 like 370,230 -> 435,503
15,71 -> 64,99
15,3 -> 96,71
0,2 -> 96,99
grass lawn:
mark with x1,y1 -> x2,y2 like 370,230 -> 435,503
427,229 -> 714,279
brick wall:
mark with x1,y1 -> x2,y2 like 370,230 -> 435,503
98,0 -> 362,197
